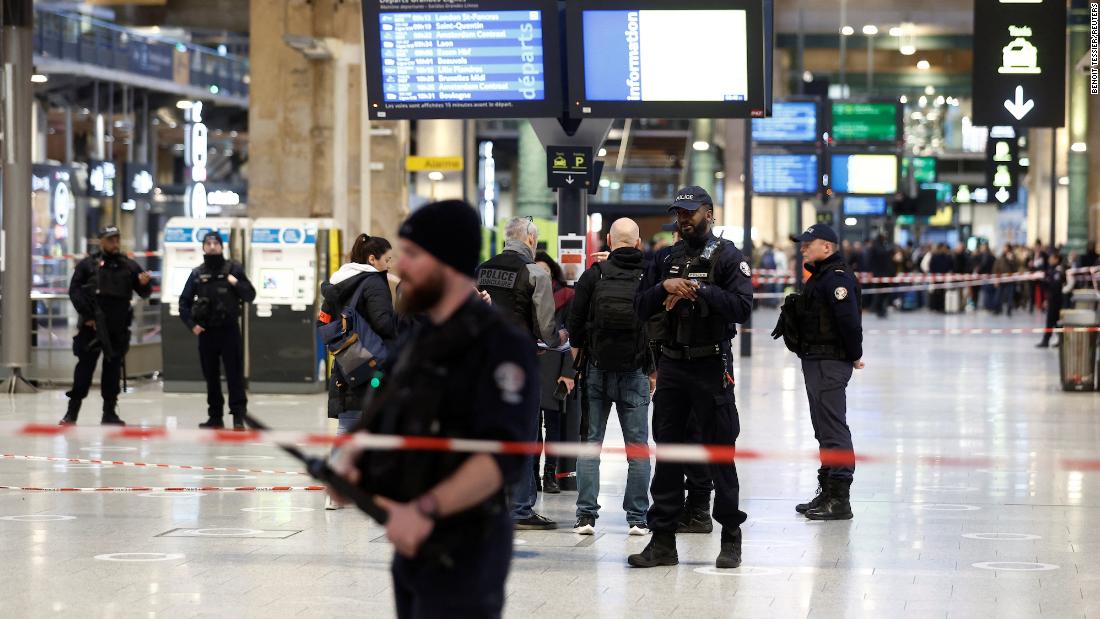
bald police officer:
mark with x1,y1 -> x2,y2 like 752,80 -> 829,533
773,224 -> 864,520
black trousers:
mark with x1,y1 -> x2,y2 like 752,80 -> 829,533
1040,295 -> 1063,346
684,412 -> 714,503
197,323 -> 247,417
648,355 -> 746,533
802,359 -> 855,479
68,326 -> 124,415
392,511 -> 512,619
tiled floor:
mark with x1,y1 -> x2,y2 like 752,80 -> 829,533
1,307 -> 1098,618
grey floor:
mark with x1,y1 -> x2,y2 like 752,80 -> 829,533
1,307 -> 1098,618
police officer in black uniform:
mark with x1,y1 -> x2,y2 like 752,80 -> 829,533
178,231 -> 256,430
329,200 -> 537,618
60,226 -> 154,426
631,186 -> 753,569
773,224 -> 864,520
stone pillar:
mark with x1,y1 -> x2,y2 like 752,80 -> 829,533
412,120 -> 465,202
1066,0 -> 1090,251
689,118 -> 717,189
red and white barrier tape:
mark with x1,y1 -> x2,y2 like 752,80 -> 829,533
753,271 -> 1045,286
0,485 -> 323,492
32,251 -> 163,262
0,454 -> 302,476
739,326 -> 1100,336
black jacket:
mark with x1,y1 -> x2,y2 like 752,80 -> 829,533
178,257 -> 256,330
69,251 -> 153,336
318,270 -> 397,417
804,252 -> 863,362
568,247 -> 652,373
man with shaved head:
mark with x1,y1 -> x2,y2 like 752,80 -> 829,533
568,217 -> 654,536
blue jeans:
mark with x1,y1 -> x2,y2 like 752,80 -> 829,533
576,366 -> 652,525
337,410 -> 361,435
511,453 -> 538,520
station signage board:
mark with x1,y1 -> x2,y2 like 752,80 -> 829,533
546,146 -> 592,189
986,130 -> 1020,205
972,0 -> 1066,127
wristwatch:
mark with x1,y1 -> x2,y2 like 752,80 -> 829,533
414,493 -> 440,519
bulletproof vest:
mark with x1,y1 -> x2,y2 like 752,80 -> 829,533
190,261 -> 234,327
587,261 -> 645,371
664,239 -> 730,348
476,251 -> 535,337
786,263 -> 859,359
93,254 -> 135,300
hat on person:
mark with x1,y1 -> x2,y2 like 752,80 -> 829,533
668,186 -> 713,212
98,225 -> 121,239
201,230 -> 223,245
790,223 -> 839,245
398,200 -> 482,278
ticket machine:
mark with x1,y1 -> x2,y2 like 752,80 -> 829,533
247,218 -> 339,394
161,217 -> 250,392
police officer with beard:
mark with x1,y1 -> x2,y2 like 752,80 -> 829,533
60,226 -> 154,426
630,186 -> 753,569
329,200 -> 536,618
772,224 -> 863,520
178,231 -> 256,430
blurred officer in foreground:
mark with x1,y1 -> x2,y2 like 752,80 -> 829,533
60,226 -> 153,426
178,231 -> 256,430
330,200 -> 537,618
773,224 -> 864,520
631,186 -> 753,569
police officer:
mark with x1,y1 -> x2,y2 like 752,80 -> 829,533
773,224 -> 864,520
60,226 -> 154,426
178,231 -> 256,430
476,216 -> 564,530
631,186 -> 753,569
328,200 -> 537,618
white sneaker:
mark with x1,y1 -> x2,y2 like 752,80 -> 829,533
628,524 -> 650,536
325,495 -> 343,511
573,517 -> 595,535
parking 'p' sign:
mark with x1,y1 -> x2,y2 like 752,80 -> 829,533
972,0 -> 1066,128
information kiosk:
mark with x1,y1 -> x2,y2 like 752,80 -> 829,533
246,218 -> 338,394
161,217 -> 249,392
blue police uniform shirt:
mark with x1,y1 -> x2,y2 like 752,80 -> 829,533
805,252 -> 863,361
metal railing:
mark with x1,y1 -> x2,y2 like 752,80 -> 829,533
33,7 -> 249,98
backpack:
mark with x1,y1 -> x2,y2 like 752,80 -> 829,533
317,274 -> 390,389
587,262 -> 645,372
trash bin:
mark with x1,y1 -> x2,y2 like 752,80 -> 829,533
1059,309 -> 1098,392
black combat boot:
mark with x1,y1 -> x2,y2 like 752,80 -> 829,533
796,470 -> 830,514
100,401 -> 127,426
231,411 -> 247,431
676,494 -> 713,533
716,527 -> 743,569
627,531 -> 678,568
805,477 -> 854,521
59,398 -> 80,426
199,416 -> 226,429
543,460 -> 560,494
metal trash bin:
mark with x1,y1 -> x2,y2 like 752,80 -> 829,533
1059,309 -> 1098,392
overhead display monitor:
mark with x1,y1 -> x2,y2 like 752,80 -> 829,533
830,102 -> 901,143
751,100 -> 819,143
843,196 -> 888,216
362,0 -> 562,119
566,0 -> 769,118
751,153 -> 820,195
830,154 -> 899,195
910,156 -> 937,184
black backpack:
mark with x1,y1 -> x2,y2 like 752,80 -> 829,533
587,262 -> 645,372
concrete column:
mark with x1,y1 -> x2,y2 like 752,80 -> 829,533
1026,127 -> 1069,247
411,120 -> 465,202
1066,0 -> 1090,251
31,97 -> 46,162
1089,78 -> 1100,243
689,119 -> 718,189
516,120 -> 553,219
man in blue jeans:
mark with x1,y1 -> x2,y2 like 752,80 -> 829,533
568,218 -> 653,535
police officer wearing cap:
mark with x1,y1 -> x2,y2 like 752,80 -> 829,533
772,223 -> 864,520
178,231 -> 256,430
630,186 -> 753,569
60,226 -> 154,426
328,200 -> 537,618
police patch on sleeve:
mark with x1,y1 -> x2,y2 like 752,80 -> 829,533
494,362 -> 525,405
834,287 -> 848,301
739,261 -> 752,277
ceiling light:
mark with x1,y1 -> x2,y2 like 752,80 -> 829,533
863,25 -> 878,36
924,85 -> 936,95
31,74 -> 48,83
917,59 -> 931,70
427,171 -> 444,181
899,95 -> 908,104
934,96 -> 945,106
176,100 -> 193,110
598,147 -> 607,157
900,45 -> 917,56
845,217 -> 858,226
692,140 -> 710,152
599,178 -> 611,188
1071,142 -> 1087,153
889,27 -> 903,37
1058,176 -> 1069,186
918,96 -> 928,107
841,26 -> 855,36
802,70 -> 814,83
1019,157 -> 1030,167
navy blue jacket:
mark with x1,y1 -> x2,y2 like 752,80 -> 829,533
804,252 -> 863,361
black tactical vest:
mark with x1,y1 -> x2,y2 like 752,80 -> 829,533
664,239 -> 730,348
190,261 -> 235,328
94,253 -> 135,300
476,251 -> 535,337
793,263 -> 859,359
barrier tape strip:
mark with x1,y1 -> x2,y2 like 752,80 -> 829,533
754,272 -> 1045,287
0,454 -> 302,476
32,251 -> 163,262
4,423 -> 1100,471
0,486 -> 324,492
739,326 -> 1100,335
751,265 -> 1100,278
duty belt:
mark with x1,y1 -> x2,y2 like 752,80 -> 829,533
661,344 -> 721,360
803,344 -> 846,359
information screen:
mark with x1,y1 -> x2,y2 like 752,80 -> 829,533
843,196 -> 888,216
751,101 -> 819,143
363,0 -> 561,119
259,268 -> 296,299
751,153 -> 820,195
566,0 -> 768,118
830,102 -> 900,143
830,154 -> 899,195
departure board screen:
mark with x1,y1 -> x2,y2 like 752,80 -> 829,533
751,153 -> 820,195
830,154 -> 899,195
843,196 -> 888,216
751,101 -> 819,143
363,0 -> 561,119
830,102 -> 900,143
